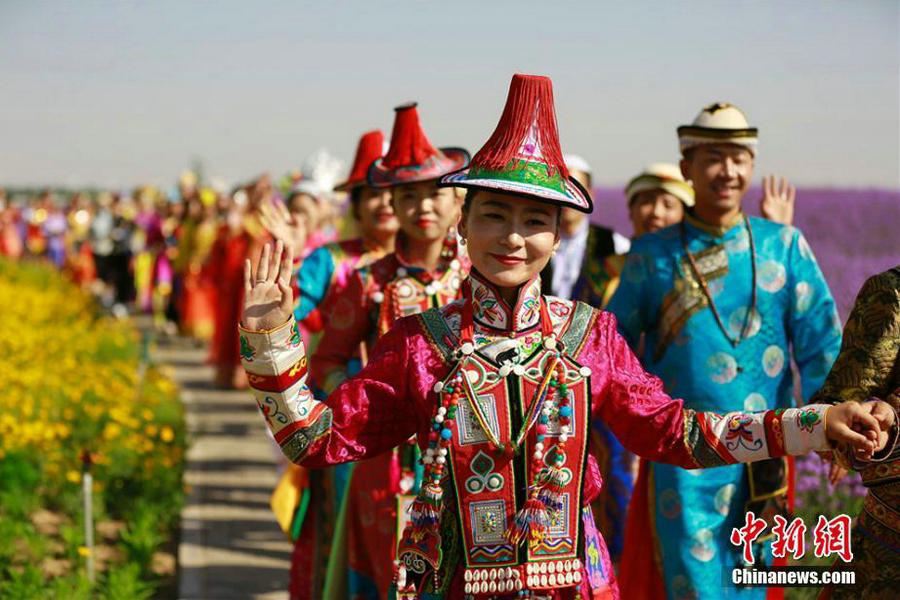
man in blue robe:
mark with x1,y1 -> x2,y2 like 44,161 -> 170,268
608,103 -> 842,600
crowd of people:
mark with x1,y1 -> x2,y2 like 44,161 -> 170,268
4,73 -> 898,600
0,165 -> 347,386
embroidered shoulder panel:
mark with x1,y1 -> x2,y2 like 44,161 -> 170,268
558,301 -> 597,357
417,302 -> 464,363
654,243 -> 729,361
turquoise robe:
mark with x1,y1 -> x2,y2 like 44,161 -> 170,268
607,213 -> 842,600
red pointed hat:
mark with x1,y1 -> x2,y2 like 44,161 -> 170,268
439,74 -> 592,213
334,130 -> 385,192
367,102 -> 469,188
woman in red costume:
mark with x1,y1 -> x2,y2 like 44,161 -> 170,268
263,130 -> 400,599
303,103 -> 469,599
177,190 -> 220,341
209,177 -> 270,388
237,75 -> 893,600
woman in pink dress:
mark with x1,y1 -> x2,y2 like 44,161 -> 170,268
236,75 -> 893,600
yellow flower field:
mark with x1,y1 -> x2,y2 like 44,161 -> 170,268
0,258 -> 186,598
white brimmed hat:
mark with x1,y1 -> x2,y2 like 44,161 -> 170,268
677,103 -> 758,156
625,163 -> 694,207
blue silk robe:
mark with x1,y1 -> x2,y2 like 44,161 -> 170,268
607,213 -> 842,600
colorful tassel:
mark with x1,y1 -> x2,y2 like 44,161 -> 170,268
507,494 -> 550,547
407,482 -> 443,540
536,461 -> 568,512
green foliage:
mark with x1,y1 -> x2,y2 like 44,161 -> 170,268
101,564 -> 154,600
58,523 -> 85,564
44,575 -> 93,600
0,566 -> 45,600
118,505 -> 164,574
0,453 -> 41,519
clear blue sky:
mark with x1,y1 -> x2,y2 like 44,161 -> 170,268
1,0 -> 897,189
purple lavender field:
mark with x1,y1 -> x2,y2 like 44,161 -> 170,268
590,186 -> 900,318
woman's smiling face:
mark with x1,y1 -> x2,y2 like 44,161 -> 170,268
391,181 -> 461,242
459,191 -> 560,290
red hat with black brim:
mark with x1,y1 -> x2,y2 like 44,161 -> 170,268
334,130 -> 385,192
367,102 -> 469,188
438,74 -> 592,213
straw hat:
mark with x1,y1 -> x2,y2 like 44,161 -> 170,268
625,163 -> 694,207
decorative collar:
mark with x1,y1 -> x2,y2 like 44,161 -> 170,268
683,210 -> 745,238
468,270 -> 542,334
393,231 -> 457,279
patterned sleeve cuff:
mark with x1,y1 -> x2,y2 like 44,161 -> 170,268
238,318 -> 332,463
782,404 -> 831,455
686,404 -> 830,467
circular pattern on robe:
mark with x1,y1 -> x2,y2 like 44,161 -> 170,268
706,352 -> 738,384
811,351 -> 835,378
794,281 -> 813,314
798,234 -> 814,261
689,528 -> 716,562
780,226 -> 795,247
707,278 -> 725,299
658,488 -> 682,519
466,477 -> 483,494
762,345 -> 785,377
758,260 -> 787,293
727,306 -> 762,339
726,229 -> 750,254
714,483 -> 737,516
743,393 -> 767,412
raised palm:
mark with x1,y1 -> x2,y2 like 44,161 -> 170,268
260,199 -> 307,257
241,241 -> 295,331
759,175 -> 796,225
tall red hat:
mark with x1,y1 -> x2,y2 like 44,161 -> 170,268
334,130 -> 385,192
439,74 -> 592,212
367,102 -> 469,188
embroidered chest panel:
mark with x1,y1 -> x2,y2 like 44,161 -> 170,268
442,348 -> 591,568
374,269 -> 463,336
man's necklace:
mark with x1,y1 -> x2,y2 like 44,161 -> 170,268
680,215 -> 757,347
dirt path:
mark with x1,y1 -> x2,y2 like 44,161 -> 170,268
151,335 -> 291,599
